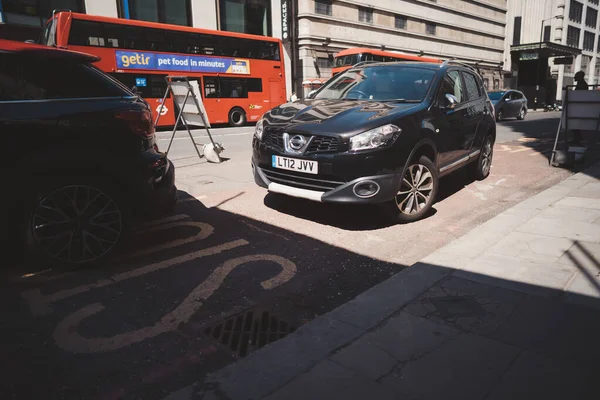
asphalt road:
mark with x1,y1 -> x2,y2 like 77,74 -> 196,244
2,111 -> 593,400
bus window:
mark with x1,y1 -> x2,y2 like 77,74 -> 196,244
69,20 -> 105,47
110,73 -> 168,98
145,28 -> 168,52
204,77 -> 219,98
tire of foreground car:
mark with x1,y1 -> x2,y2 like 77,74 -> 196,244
382,155 -> 439,223
23,177 -> 128,268
469,134 -> 494,181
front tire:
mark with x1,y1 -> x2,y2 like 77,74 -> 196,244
228,107 -> 246,127
383,155 -> 438,223
496,109 -> 503,121
23,179 -> 127,267
517,107 -> 526,120
469,134 -> 494,181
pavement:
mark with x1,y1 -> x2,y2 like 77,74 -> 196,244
165,161 -> 600,400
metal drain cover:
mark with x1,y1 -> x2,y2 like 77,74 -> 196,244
204,308 -> 296,357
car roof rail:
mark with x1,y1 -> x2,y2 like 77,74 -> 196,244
350,61 -> 382,68
441,59 -> 480,73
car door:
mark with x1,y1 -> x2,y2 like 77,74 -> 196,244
430,69 -> 469,168
458,71 -> 486,158
507,91 -> 521,117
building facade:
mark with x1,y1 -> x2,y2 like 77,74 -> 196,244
295,0 -> 507,97
504,0 -> 598,105
0,0 -> 293,98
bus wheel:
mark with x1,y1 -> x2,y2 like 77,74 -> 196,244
229,107 -> 246,127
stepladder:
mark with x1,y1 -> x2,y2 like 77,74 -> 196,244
155,76 -> 224,163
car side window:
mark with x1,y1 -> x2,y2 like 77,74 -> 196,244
0,54 -> 129,101
438,70 -> 465,103
462,72 -> 481,101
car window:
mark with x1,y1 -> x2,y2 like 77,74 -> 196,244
462,72 -> 481,101
313,65 -> 436,102
505,92 -> 513,101
514,92 -> 523,99
0,53 -> 130,101
438,70 -> 465,103
487,91 -> 504,100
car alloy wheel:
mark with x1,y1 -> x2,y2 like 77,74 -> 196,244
496,109 -> 503,121
481,136 -> 493,177
518,108 -> 526,120
395,163 -> 434,215
32,185 -> 123,264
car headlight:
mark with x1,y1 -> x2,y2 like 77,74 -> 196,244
254,118 -> 264,140
349,124 -> 401,152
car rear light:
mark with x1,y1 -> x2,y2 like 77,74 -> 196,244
115,109 -> 155,139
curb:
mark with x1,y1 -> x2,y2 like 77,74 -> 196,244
166,162 -> 600,400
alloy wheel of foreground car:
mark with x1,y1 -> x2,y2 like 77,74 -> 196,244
31,185 -> 123,264
388,155 -> 438,223
470,135 -> 494,180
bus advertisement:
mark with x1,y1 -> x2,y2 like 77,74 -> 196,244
42,11 -> 286,127
332,47 -> 442,76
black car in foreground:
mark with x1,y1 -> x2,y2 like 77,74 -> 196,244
252,61 -> 495,222
0,39 -> 176,266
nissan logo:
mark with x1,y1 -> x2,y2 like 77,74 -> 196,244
288,135 -> 307,150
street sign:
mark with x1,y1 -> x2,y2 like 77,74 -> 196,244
554,57 -> 573,65
135,77 -> 147,87
281,0 -> 289,42
520,52 -> 538,61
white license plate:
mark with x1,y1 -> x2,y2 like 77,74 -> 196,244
272,155 -> 318,174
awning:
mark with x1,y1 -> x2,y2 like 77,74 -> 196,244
510,41 -> 582,58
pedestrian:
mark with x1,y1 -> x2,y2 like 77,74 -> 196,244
572,70 -> 588,144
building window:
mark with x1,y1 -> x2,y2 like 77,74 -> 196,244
494,79 -> 500,90
120,0 -> 191,26
219,0 -> 272,36
315,0 -> 332,16
543,25 -> 551,41
598,35 -> 600,52
425,22 -> 436,35
567,25 -> 581,47
587,7 -> 598,28
513,16 -> 522,45
358,7 -> 373,23
395,15 -> 407,29
2,0 -> 85,27
569,1 -> 583,23
584,31 -> 595,50
316,57 -> 332,68
591,0 -> 599,5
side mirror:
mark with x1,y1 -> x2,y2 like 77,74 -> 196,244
504,97 -> 510,102
443,94 -> 459,110
307,89 -> 318,99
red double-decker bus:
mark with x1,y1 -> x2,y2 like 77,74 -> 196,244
42,11 -> 286,127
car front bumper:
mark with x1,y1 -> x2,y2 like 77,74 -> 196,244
252,161 -> 400,204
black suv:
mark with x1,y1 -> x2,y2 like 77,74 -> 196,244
252,61 -> 495,222
0,39 -> 176,266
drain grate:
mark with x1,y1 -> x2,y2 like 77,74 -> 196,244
204,308 -> 296,357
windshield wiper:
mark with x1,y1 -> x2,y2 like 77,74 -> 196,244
387,99 -> 421,103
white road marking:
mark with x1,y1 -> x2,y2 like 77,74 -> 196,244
22,239 -> 249,316
53,254 -> 296,353
495,178 -> 507,186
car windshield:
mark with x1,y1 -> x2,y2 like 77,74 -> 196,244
313,65 -> 436,102
488,91 -> 505,100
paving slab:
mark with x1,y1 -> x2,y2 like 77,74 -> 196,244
264,360 -> 395,400
554,196 -> 600,210
361,312 -> 459,362
488,231 -> 574,263
379,333 -> 519,400
454,253 -> 576,296
485,350 -> 596,400
404,277 -> 525,335
517,215 -> 600,242
329,339 -> 397,381
536,203 -> 600,223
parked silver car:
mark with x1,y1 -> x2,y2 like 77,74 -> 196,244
487,90 -> 528,121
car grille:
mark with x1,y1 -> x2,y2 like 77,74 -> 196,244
262,130 -> 285,152
261,168 -> 345,192
261,130 -> 339,154
306,136 -> 339,154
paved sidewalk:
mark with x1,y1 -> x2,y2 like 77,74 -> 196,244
167,162 -> 600,400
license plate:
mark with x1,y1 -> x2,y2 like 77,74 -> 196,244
272,155 -> 318,174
